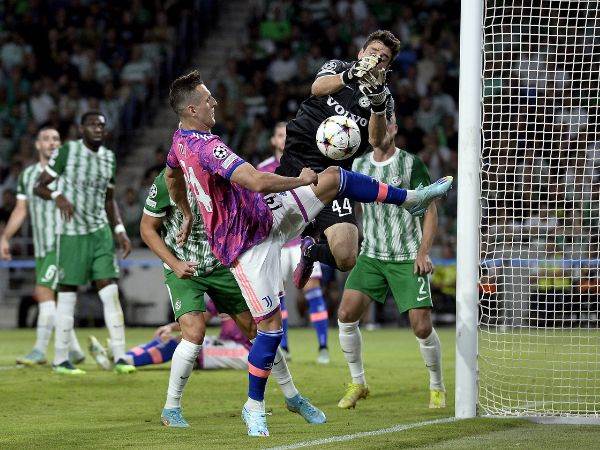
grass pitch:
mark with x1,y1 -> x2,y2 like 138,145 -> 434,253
1,327 -> 599,449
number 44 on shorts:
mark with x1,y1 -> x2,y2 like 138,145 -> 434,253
332,198 -> 352,217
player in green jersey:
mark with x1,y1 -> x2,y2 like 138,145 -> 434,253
337,113 -> 446,409
140,169 -> 325,428
1,127 -> 85,366
34,112 -> 135,375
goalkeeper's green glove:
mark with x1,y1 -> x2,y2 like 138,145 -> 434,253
359,68 -> 390,114
341,54 -> 382,85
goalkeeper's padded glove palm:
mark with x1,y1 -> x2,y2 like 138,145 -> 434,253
341,54 -> 382,85
359,68 -> 391,114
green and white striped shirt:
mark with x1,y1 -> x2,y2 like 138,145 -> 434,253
16,163 -> 58,258
46,140 -> 116,236
352,148 -> 431,262
143,169 -> 220,276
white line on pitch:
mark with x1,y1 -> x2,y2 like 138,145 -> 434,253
0,365 -> 25,371
266,416 -> 457,450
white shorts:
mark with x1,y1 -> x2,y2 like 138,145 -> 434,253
280,244 -> 322,283
230,185 -> 324,321
200,336 -> 249,370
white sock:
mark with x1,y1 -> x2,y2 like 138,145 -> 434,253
244,398 -> 265,412
271,347 -> 299,399
417,328 -> 444,391
53,292 -> 76,365
338,320 -> 366,385
164,339 -> 201,409
69,329 -> 83,355
98,284 -> 126,362
33,300 -> 55,354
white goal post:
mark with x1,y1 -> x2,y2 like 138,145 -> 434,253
457,0 -> 600,420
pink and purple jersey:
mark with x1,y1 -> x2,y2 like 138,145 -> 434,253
257,155 -> 301,248
167,129 -> 273,266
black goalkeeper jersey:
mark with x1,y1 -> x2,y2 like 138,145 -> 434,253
278,59 -> 394,174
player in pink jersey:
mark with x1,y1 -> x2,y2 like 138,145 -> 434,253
165,70 -> 452,437
257,122 -> 329,364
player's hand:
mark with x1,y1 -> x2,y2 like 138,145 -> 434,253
172,260 -> 198,279
55,194 -> 74,222
177,214 -> 193,247
0,237 -> 11,260
414,252 -> 434,275
299,168 -> 318,186
342,54 -> 382,84
117,232 -> 132,259
154,324 -> 173,341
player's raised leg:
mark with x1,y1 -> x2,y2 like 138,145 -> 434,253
294,167 -> 453,287
336,288 -> 372,408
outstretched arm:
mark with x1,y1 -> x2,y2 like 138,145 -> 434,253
230,162 -> 318,194
0,199 -> 28,260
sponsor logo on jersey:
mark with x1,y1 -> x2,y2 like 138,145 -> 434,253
391,176 -> 401,186
326,97 -> 368,127
213,144 -> 228,160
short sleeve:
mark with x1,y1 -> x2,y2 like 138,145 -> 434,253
143,171 -> 172,217
193,136 -> 245,180
45,143 -> 69,177
16,171 -> 27,200
315,59 -> 350,78
166,144 -> 180,169
410,156 -> 431,189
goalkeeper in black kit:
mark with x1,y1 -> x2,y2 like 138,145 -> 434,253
276,30 -> 401,287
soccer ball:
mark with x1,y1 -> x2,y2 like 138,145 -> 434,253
315,115 -> 361,160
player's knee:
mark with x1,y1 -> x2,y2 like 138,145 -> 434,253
321,166 -> 341,185
337,303 -> 360,323
183,327 -> 205,345
335,253 -> 357,272
412,320 -> 433,339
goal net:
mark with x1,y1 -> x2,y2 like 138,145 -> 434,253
479,0 -> 600,417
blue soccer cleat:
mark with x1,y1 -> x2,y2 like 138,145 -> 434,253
161,407 -> 189,428
405,176 -> 453,217
16,349 -> 47,366
285,394 -> 327,424
241,406 -> 269,437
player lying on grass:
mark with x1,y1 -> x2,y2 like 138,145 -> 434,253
337,113 -> 446,410
139,168 -> 325,428
0,127 -> 85,367
165,70 -> 452,436
34,112 -> 135,375
89,299 -> 250,370
257,122 -> 329,365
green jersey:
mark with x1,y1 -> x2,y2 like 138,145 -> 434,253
143,169 -> 220,276
46,139 -> 116,236
352,148 -> 431,262
16,163 -> 58,258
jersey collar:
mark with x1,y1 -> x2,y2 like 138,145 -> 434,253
370,147 -> 399,167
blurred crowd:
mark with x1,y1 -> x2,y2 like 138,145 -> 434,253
1,0 -> 460,307
0,0 -> 218,233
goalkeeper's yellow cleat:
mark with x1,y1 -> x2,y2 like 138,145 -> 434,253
337,383 -> 369,409
429,389 -> 446,408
